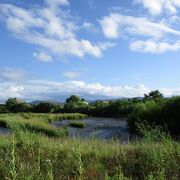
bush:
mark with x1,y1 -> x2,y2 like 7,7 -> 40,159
128,97 -> 180,135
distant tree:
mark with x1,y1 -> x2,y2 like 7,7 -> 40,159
5,98 -> 29,112
149,90 -> 163,99
64,95 -> 89,113
144,90 -> 163,101
66,95 -> 81,104
33,102 -> 55,113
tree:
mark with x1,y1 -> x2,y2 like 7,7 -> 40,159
33,102 -> 55,113
5,98 -> 29,112
66,95 -> 81,104
149,90 -> 163,99
144,90 -> 163,101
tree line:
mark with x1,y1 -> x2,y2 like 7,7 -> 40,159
0,90 -> 180,135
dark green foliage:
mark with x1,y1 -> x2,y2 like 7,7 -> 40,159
70,121 -> 86,128
32,102 -> 56,113
128,97 -> 180,135
5,98 -> 30,113
66,95 -> 81,104
0,104 -> 7,113
144,90 -> 164,101
3,95 -> 134,117
64,95 -> 89,113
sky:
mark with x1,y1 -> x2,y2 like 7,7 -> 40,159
1,0 -> 180,102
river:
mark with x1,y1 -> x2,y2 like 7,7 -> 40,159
52,117 -> 137,142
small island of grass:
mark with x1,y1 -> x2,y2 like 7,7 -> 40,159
70,121 -> 86,128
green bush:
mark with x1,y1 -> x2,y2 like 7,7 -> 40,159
128,97 -> 180,135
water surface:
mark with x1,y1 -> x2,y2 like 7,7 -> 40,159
0,127 -> 11,134
53,117 -> 134,142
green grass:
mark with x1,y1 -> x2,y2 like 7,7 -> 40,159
0,129 -> 179,179
0,113 -> 87,138
70,121 -> 86,128
0,113 -> 179,179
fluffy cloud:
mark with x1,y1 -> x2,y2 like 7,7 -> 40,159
0,68 -> 26,81
0,1 -> 112,60
99,13 -> 180,39
130,40 -> 180,53
1,79 -> 180,103
63,71 -> 81,79
0,85 -> 24,100
33,52 -> 53,62
134,0 -> 180,16
0,79 -> 178,103
0,80 -> 149,102
99,12 -> 180,53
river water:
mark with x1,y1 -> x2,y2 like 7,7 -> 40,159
52,117 -> 135,142
0,127 -> 11,134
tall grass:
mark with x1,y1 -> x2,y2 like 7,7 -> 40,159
0,124 -> 179,179
0,113 -> 87,138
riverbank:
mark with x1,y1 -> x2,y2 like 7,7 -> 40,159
0,113 -> 87,137
0,113 -> 179,179
0,128 -> 179,179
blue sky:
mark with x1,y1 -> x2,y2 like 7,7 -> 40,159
1,0 -> 180,102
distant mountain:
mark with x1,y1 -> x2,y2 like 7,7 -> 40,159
29,100 -> 62,105
28,96 -> 144,105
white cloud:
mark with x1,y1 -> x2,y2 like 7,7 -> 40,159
82,22 -> 97,32
99,13 -> 180,39
0,85 -> 24,100
130,40 -> 180,53
134,0 -> 180,16
99,12 -> 180,54
63,71 -> 81,79
1,79 -> 180,102
0,1 -> 112,60
33,52 -> 53,62
0,80 -> 149,102
0,68 -> 26,81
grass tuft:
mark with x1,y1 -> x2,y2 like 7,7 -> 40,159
70,121 -> 86,128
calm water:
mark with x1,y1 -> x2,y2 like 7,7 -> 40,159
0,118 -> 137,142
0,127 -> 11,134
52,117 -> 135,142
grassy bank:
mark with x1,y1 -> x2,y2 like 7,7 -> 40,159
0,127 -> 179,180
0,113 -> 179,179
0,113 -> 87,137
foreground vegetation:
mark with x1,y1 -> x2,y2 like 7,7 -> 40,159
0,103 -> 179,179
0,113 -> 87,137
0,125 -> 179,180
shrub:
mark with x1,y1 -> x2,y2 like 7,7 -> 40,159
128,97 -> 180,135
